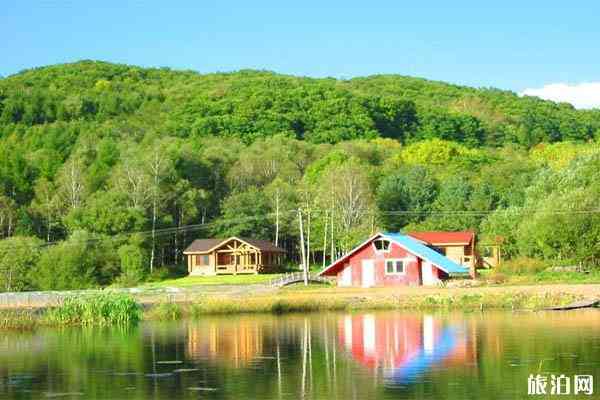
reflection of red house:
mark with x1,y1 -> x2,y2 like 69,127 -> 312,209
338,314 -> 476,381
339,314 -> 423,370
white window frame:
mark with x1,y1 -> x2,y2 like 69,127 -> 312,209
384,259 -> 406,276
372,239 -> 392,253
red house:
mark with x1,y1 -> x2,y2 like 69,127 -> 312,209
318,232 -> 469,287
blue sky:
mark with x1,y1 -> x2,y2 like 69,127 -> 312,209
2,1 -> 600,106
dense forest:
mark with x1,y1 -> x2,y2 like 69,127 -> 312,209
0,60 -> 599,291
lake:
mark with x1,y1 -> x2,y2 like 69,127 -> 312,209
1,310 -> 598,399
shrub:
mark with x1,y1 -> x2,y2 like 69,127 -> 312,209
496,257 -> 548,275
117,244 -> 147,284
145,302 -> 182,320
146,267 -> 172,282
487,272 -> 508,284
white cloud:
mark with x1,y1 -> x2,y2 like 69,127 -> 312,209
520,82 -> 600,109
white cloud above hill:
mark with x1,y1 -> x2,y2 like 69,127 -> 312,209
521,82 -> 600,109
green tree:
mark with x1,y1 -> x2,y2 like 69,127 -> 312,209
33,230 -> 116,290
376,166 -> 437,231
117,243 -> 147,284
212,187 -> 273,239
0,236 -> 41,291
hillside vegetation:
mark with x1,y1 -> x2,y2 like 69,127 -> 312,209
0,60 -> 599,291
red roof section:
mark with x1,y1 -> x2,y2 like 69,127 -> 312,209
407,231 -> 474,245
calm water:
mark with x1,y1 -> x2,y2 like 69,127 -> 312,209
1,310 -> 599,399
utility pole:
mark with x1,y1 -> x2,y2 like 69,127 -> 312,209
322,210 -> 328,269
274,187 -> 280,247
298,208 -> 308,285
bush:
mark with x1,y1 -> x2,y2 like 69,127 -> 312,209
117,243 -> 147,284
145,302 -> 182,320
487,272 -> 508,285
145,267 -> 172,282
496,257 -> 548,275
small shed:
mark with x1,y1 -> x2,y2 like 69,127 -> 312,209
318,232 -> 469,287
183,237 -> 285,276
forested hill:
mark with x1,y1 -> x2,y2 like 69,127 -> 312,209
1,60 -> 600,292
1,60 -> 599,147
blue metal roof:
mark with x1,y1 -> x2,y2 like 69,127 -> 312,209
383,233 -> 470,276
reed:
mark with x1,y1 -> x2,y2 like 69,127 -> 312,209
0,310 -> 39,330
44,293 -> 141,326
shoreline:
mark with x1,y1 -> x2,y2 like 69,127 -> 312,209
2,284 -> 599,329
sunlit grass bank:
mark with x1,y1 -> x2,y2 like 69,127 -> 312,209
1,287 -> 595,328
145,273 -> 284,287
142,289 -> 588,320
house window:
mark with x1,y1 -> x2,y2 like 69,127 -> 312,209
385,260 -> 405,275
195,255 -> 209,266
373,239 -> 391,252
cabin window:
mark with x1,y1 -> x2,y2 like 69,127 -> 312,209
433,246 -> 446,255
385,260 -> 404,275
373,239 -> 391,252
195,255 -> 209,266
482,246 -> 493,257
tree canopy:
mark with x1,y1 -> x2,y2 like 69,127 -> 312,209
1,60 -> 599,291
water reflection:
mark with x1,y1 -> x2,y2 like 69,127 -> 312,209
186,317 -> 264,367
0,311 -> 598,399
338,314 -> 477,384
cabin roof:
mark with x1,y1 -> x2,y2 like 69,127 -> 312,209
184,237 -> 285,254
318,232 -> 469,277
407,231 -> 474,246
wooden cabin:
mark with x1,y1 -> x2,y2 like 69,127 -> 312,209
407,231 -> 477,270
183,237 -> 285,276
407,231 -> 501,270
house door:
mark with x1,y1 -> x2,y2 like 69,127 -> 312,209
362,260 -> 375,288
421,262 -> 437,286
340,266 -> 352,287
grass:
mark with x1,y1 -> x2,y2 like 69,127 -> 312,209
145,273 -> 284,288
1,280 -> 597,328
478,269 -> 600,285
141,286 -> 590,320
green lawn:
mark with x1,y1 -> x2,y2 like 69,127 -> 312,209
146,273 -> 284,287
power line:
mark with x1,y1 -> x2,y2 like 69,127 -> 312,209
1,206 -> 600,252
